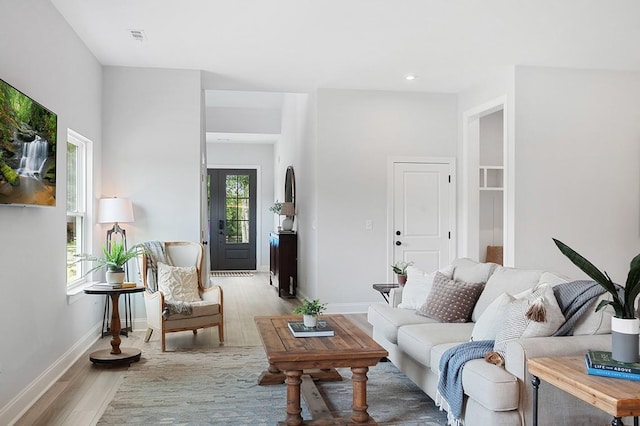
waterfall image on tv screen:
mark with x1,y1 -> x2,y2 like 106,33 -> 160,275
0,78 -> 57,207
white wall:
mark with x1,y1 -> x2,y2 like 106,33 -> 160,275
513,66 -> 640,280
315,89 -> 457,310
206,142 -> 274,269
0,0 -> 103,422
206,107 -> 281,134
102,66 -> 203,328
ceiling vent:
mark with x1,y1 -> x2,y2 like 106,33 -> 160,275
128,29 -> 146,42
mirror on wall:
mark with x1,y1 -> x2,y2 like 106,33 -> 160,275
284,166 -> 295,207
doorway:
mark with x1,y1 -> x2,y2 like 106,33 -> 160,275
208,168 -> 257,270
390,159 -> 456,275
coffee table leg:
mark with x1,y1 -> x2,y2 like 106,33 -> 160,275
285,370 -> 303,426
351,366 -> 370,423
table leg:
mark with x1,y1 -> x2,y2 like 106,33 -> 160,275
531,374 -> 540,426
109,293 -> 122,355
351,366 -> 370,423
284,370 -> 303,426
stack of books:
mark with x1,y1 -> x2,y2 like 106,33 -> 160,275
287,320 -> 335,337
584,349 -> 640,381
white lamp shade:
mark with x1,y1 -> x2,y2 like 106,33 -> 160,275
280,202 -> 295,216
98,197 -> 134,223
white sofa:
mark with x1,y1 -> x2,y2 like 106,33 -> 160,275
367,258 -> 620,425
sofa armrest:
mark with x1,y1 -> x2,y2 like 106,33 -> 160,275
389,287 -> 403,307
505,334 -> 611,382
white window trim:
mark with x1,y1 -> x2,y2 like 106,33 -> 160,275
66,129 -> 94,297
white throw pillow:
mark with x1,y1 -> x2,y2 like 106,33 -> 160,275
492,283 -> 565,356
471,292 -> 514,341
398,264 -> 454,309
157,262 -> 201,303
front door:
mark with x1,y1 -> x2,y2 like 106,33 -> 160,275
392,161 -> 455,273
208,169 -> 257,270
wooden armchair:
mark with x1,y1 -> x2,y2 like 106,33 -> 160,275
140,241 -> 224,351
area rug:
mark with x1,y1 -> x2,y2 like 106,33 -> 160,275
98,345 -> 447,425
210,271 -> 254,277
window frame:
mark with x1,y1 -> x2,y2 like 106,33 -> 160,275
66,129 -> 93,292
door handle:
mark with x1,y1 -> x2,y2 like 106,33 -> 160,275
218,220 -> 224,230
395,241 -> 402,246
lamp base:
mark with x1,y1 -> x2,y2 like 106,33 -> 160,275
282,217 -> 294,231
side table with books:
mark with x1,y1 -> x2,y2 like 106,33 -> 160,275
528,356 -> 640,426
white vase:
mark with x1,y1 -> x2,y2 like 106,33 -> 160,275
303,314 -> 317,328
106,269 -> 125,286
611,317 -> 640,363
282,216 -> 294,231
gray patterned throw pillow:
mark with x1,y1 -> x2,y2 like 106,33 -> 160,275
416,272 -> 485,323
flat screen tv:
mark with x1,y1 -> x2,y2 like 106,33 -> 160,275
0,78 -> 57,207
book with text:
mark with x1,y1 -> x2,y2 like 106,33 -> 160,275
287,321 -> 334,337
584,354 -> 640,381
587,350 -> 640,375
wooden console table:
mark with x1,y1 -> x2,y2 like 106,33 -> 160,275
84,284 -> 145,365
528,356 -> 640,426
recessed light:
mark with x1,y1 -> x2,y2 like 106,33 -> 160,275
405,75 -> 417,81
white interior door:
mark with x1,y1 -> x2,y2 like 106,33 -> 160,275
392,161 -> 455,273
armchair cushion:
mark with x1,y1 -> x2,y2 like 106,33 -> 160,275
158,262 -> 201,303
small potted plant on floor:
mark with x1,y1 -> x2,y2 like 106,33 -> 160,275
74,241 -> 143,286
391,260 -> 414,286
292,298 -> 327,327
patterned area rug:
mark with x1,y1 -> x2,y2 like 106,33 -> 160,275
210,271 -> 254,277
98,345 -> 447,425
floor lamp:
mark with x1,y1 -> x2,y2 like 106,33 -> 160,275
98,197 -> 135,337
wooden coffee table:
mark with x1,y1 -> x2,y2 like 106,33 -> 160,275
256,314 -> 388,425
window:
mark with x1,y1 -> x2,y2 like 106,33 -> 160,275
225,174 -> 250,244
66,130 -> 92,287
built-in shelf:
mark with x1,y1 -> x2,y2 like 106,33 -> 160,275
479,166 -> 504,191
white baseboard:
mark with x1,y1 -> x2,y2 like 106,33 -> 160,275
0,322 -> 101,426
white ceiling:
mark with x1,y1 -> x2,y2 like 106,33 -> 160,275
50,0 -> 640,94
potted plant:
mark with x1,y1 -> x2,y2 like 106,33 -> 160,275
269,200 -> 283,230
74,241 -> 143,286
553,238 -> 640,362
391,260 -> 414,286
292,298 -> 327,327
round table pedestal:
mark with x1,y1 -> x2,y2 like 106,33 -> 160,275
89,347 -> 141,365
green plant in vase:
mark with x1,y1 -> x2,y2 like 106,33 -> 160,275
293,298 -> 327,327
553,238 -> 640,362
391,260 -> 414,286
74,241 -> 144,286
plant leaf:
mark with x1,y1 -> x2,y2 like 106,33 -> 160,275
596,299 -> 622,317
623,253 -> 640,318
553,239 -> 621,303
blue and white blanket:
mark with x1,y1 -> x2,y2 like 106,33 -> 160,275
437,340 -> 495,426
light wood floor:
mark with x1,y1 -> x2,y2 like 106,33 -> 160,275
15,272 -> 370,426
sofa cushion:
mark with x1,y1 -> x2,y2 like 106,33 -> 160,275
416,272 -> 485,323
451,258 -> 498,284
397,323 -> 473,368
398,264 -> 455,309
367,303 -> 437,344
493,283 -> 564,356
472,267 -> 543,322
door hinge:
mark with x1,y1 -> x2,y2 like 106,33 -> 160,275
448,175 -> 451,183
448,231 -> 451,239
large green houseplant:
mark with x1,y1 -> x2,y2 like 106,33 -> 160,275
553,238 -> 640,362
74,241 -> 142,285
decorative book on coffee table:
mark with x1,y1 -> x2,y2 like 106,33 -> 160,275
287,320 -> 335,337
